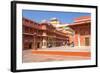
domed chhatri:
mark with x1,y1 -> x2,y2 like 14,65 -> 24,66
50,17 -> 60,25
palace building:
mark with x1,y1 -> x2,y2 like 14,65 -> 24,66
22,18 -> 69,50
68,16 -> 91,47
22,16 -> 91,50
51,16 -> 91,47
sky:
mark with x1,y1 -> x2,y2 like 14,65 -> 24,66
22,10 -> 91,24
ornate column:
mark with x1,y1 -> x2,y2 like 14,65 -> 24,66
42,32 -> 47,48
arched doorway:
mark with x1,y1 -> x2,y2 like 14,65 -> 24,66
29,42 -> 32,49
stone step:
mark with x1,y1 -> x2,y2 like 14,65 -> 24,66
32,50 -> 90,57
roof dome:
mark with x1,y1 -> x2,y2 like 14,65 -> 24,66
50,17 -> 58,21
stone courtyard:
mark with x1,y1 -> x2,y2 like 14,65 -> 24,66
22,46 -> 91,63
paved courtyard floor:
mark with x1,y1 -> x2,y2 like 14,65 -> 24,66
22,46 -> 91,63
